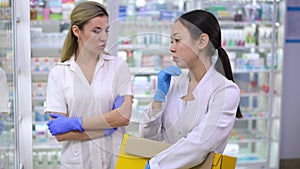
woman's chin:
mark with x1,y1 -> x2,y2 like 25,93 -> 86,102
174,62 -> 187,69
97,47 -> 105,53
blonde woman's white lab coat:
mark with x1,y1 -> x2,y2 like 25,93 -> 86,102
45,54 -> 133,169
140,66 -> 240,169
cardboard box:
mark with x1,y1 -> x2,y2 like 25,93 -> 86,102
116,134 -> 236,169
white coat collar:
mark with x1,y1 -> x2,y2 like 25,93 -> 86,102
177,65 -> 217,99
192,65 -> 217,99
176,69 -> 189,98
57,53 -> 113,72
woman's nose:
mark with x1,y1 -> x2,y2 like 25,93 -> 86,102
169,44 -> 176,53
100,31 -> 108,41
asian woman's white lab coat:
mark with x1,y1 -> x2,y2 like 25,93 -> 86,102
140,66 -> 240,169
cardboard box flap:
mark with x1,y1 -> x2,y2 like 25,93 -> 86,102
190,152 -> 215,169
124,135 -> 171,158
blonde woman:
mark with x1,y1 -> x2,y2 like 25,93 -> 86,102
45,2 -> 133,168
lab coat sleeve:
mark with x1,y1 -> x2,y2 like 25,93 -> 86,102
114,60 -> 133,96
139,102 -> 165,141
44,67 -> 67,114
149,83 -> 240,169
139,78 -> 175,141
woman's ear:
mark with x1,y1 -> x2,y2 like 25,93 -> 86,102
72,25 -> 80,38
197,33 -> 209,50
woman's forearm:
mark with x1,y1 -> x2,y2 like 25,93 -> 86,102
152,101 -> 162,110
55,130 -> 105,142
82,95 -> 133,130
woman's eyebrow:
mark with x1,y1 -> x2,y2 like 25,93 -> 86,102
93,25 -> 109,29
171,32 -> 180,39
172,32 -> 179,37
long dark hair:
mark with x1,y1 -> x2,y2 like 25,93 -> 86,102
178,10 -> 242,118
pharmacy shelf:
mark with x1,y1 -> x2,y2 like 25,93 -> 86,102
0,146 -> 14,150
33,144 -> 62,150
238,114 -> 269,120
33,121 -> 49,125
237,161 -> 267,168
32,73 -> 49,82
130,67 -> 160,76
240,92 -> 279,97
32,97 -> 46,102
31,47 -> 61,58
229,139 -> 267,144
119,44 -> 282,53
130,67 -> 281,76
119,45 -> 171,55
225,45 -> 284,51
233,69 -> 281,74
219,20 -> 273,27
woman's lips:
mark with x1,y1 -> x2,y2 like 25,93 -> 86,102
98,44 -> 106,49
172,56 -> 178,62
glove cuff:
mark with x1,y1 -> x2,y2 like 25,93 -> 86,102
153,90 -> 165,102
104,128 -> 117,136
75,117 -> 84,132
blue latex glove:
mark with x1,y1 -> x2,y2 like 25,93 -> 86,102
112,95 -> 124,109
145,161 -> 150,169
153,66 -> 181,101
103,95 -> 124,136
47,114 -> 84,135
0,114 -> 3,135
104,128 -> 117,136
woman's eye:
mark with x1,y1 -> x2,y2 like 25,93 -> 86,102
105,29 -> 110,33
93,29 -> 101,33
170,39 -> 180,44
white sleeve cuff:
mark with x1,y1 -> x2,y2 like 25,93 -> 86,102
149,157 -> 161,169
141,101 -> 165,123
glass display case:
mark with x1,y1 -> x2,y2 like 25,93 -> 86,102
0,0 -> 32,169
0,0 -> 32,168
0,1 -> 17,168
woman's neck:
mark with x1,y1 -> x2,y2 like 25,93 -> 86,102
75,48 -> 100,85
75,48 -> 100,65
189,56 -> 211,83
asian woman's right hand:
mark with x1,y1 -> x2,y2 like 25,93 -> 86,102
153,66 -> 181,102
145,161 -> 151,169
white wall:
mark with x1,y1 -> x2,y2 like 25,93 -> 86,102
281,44 -> 300,159
280,0 -> 300,159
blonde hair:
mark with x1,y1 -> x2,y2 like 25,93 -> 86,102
60,1 -> 108,62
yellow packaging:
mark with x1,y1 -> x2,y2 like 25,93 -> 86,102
210,153 -> 237,169
116,134 -> 236,169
